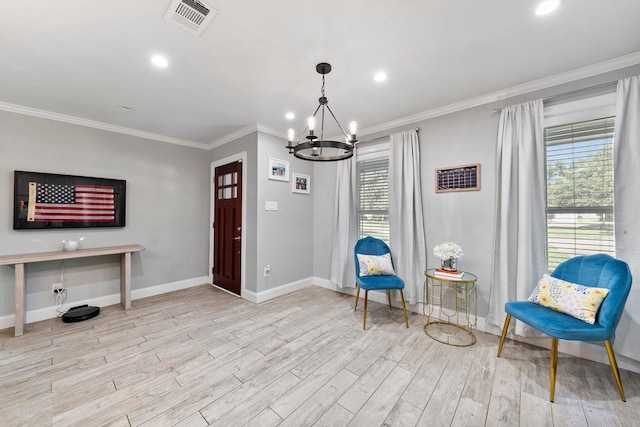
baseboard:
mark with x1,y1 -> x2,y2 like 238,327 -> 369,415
4,273 -> 639,374
132,276 -> 208,300
245,277 -> 314,304
0,276 -> 208,331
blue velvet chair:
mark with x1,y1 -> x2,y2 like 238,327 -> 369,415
497,254 -> 633,402
354,236 -> 409,330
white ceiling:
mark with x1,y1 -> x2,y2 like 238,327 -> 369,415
1,0 -> 640,149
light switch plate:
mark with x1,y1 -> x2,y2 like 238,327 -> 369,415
265,201 -> 278,211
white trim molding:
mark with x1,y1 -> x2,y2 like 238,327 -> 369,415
0,276 -> 208,331
0,102 -> 208,149
3,52 -> 639,151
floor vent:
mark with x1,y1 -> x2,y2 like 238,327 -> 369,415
165,0 -> 218,36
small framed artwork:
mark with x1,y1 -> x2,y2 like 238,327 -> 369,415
292,173 -> 310,194
268,157 -> 289,181
435,163 -> 480,193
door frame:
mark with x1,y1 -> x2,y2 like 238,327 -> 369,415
210,152 -> 247,299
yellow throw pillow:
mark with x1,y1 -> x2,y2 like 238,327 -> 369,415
528,274 -> 609,324
357,253 -> 395,277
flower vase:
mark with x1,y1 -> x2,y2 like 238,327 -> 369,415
440,257 -> 457,272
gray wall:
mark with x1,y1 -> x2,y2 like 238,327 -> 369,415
210,131 -> 314,294
0,111 -> 211,317
312,64 -> 640,324
209,132 -> 259,292
256,132 -> 313,292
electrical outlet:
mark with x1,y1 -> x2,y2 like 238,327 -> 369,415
264,265 -> 271,277
52,283 -> 64,294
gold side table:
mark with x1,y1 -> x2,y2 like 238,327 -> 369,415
424,269 -> 477,346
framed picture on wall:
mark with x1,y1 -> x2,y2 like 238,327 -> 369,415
268,157 -> 289,181
435,163 -> 480,193
292,173 -> 310,194
13,170 -> 126,229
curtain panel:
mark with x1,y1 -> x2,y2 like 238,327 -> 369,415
613,75 -> 640,360
487,99 -> 547,336
330,157 -> 357,288
389,129 -> 427,305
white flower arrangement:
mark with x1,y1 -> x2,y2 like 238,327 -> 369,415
433,241 -> 463,260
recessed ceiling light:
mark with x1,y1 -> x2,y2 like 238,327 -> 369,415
536,0 -> 560,16
151,55 -> 169,68
285,112 -> 295,120
374,71 -> 388,82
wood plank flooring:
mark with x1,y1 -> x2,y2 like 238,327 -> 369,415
2,284 -> 640,426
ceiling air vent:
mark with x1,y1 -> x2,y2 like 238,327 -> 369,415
165,0 -> 218,36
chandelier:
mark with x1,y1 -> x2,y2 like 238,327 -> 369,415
286,63 -> 358,161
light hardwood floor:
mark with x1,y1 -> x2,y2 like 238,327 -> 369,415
1,285 -> 640,426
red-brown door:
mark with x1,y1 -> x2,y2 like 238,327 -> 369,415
213,161 -> 242,295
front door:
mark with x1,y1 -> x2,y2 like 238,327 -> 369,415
213,161 -> 242,295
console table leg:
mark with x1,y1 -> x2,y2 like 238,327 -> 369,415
15,263 -> 25,337
120,252 -> 132,309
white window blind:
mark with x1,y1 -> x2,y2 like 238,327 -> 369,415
545,116 -> 615,271
357,156 -> 389,243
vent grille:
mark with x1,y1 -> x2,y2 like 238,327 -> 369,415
165,0 -> 218,35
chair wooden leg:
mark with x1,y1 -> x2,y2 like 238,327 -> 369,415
363,290 -> 369,330
550,337 -> 559,402
497,314 -> 511,357
354,286 -> 361,311
399,289 -> 409,328
387,290 -> 392,310
605,340 -> 626,401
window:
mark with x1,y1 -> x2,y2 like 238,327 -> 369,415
356,146 -> 389,243
545,116 -> 615,271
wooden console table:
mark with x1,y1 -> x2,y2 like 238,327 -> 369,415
0,244 -> 144,336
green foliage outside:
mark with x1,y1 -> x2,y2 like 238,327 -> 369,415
546,140 -> 615,271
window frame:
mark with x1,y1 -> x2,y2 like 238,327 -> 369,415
543,92 -> 616,271
356,141 -> 390,244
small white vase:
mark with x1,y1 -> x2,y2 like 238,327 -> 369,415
62,237 -> 84,251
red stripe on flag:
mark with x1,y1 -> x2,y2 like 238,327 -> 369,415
33,184 -> 116,222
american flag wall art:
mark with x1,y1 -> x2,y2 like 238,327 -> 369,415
28,183 -> 115,222
14,171 -> 126,229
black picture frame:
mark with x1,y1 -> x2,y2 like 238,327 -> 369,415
435,163 -> 480,193
13,171 -> 126,230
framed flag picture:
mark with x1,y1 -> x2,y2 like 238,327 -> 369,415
13,171 -> 126,230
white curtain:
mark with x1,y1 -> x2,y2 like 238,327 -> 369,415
389,129 -> 426,305
330,157 -> 357,288
487,100 -> 547,335
613,75 -> 640,360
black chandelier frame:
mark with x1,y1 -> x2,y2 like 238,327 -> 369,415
286,63 -> 357,161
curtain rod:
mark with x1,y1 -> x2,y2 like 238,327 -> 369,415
492,80 -> 618,113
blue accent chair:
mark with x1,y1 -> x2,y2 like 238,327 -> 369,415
497,254 -> 633,402
354,236 -> 409,330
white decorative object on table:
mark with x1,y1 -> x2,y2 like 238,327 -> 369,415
433,241 -> 463,271
62,237 -> 84,251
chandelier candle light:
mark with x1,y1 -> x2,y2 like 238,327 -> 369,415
434,242 -> 463,272
286,63 -> 358,161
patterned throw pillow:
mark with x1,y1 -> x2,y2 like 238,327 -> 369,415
528,274 -> 609,324
357,253 -> 395,277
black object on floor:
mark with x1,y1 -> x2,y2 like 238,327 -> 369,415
62,305 -> 100,323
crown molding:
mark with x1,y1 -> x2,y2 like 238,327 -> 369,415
206,125 -> 258,150
358,51 -> 640,138
3,51 -> 639,150
0,102 -> 208,149
206,124 -> 285,150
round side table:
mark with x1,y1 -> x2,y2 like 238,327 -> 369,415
423,269 -> 477,346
